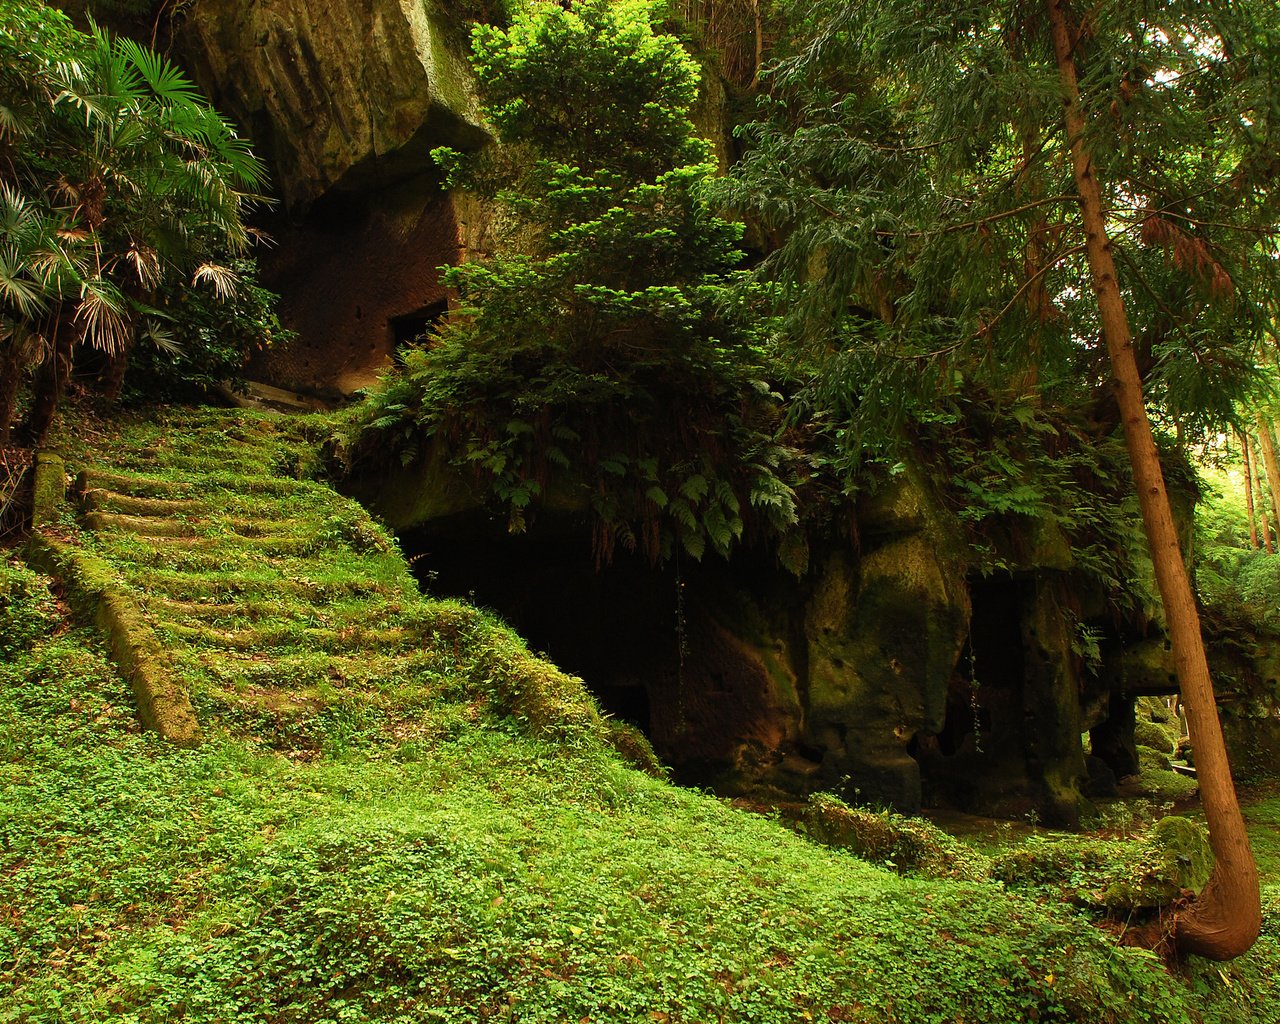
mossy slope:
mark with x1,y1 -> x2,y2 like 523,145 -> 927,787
2,407 -> 1277,1023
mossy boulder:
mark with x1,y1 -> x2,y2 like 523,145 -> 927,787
1136,744 -> 1171,771
1101,816 -> 1213,911
993,815 -> 1212,913
1134,718 -> 1178,755
1136,765 -> 1200,801
802,793 -> 990,881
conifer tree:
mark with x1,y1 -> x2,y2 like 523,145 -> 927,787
351,0 -> 799,566
724,0 -> 1280,958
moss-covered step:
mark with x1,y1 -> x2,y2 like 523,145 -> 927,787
40,407 -> 616,759
25,533 -> 200,745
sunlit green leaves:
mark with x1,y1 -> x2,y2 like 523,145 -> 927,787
348,0 -> 803,568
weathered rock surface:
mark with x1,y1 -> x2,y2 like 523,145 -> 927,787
180,0 -> 486,211
371,461 -> 1123,822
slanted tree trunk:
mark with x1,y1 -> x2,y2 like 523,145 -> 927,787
100,333 -> 137,401
1248,432 -> 1274,553
1047,0 -> 1260,961
1254,416 -> 1280,547
1240,431 -> 1259,550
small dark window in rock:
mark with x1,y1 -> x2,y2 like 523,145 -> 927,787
390,300 -> 449,351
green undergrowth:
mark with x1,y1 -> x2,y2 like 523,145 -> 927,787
1244,789 -> 1280,887
2,559 -> 1279,1023
5,406 -> 1279,1022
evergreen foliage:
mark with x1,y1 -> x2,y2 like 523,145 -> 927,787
719,0 -> 1280,958
347,0 -> 801,567
720,0 -> 1280,459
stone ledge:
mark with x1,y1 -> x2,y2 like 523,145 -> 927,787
25,532 -> 201,747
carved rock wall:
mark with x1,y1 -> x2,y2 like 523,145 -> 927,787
180,0 -> 486,211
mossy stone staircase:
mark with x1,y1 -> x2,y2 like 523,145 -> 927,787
28,408 -> 615,759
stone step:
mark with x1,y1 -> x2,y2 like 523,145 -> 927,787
77,469 -> 195,500
189,649 -> 445,690
154,620 -> 419,655
85,511 -> 198,538
189,473 -> 315,497
124,568 -> 400,603
110,533 -> 317,557
81,489 -> 208,518
146,594 -> 401,627
109,546 -> 293,573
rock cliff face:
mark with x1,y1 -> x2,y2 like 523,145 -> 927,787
357,461 -> 1128,826
181,0 -> 487,211
160,0 -> 489,396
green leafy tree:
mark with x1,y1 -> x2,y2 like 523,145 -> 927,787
350,0 -> 799,566
722,0 -> 1280,958
0,0 -> 270,444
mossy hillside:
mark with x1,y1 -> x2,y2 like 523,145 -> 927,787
45,407 -> 603,755
4,560 -> 1280,1023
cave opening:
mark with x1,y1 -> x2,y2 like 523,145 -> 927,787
389,299 -> 450,351
400,513 -> 681,737
932,574 -> 1025,758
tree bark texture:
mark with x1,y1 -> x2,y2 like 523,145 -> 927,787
1254,416 -> 1280,547
1047,0 -> 1260,960
0,345 -> 24,447
1248,432 -> 1273,553
20,317 -> 74,449
1240,432 -> 1259,550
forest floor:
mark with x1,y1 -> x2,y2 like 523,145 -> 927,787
1,405 -> 1278,1024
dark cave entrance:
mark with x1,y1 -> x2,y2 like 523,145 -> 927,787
400,514 -> 681,738
399,515 -> 806,792
935,574 -> 1025,757
914,573 -> 1035,813
390,299 -> 450,351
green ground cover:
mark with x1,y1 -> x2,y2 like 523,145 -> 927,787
2,407 -> 1278,1023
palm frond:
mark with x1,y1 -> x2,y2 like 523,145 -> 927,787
0,247 -> 51,318
126,242 -> 162,291
192,261 -> 239,300
139,316 -> 184,356
75,275 -> 131,354
117,37 -> 200,106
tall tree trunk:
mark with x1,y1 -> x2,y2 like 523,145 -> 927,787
1248,432 -> 1273,553
20,317 -> 74,448
1047,0 -> 1260,961
1254,416 -> 1280,546
1240,431 -> 1259,550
